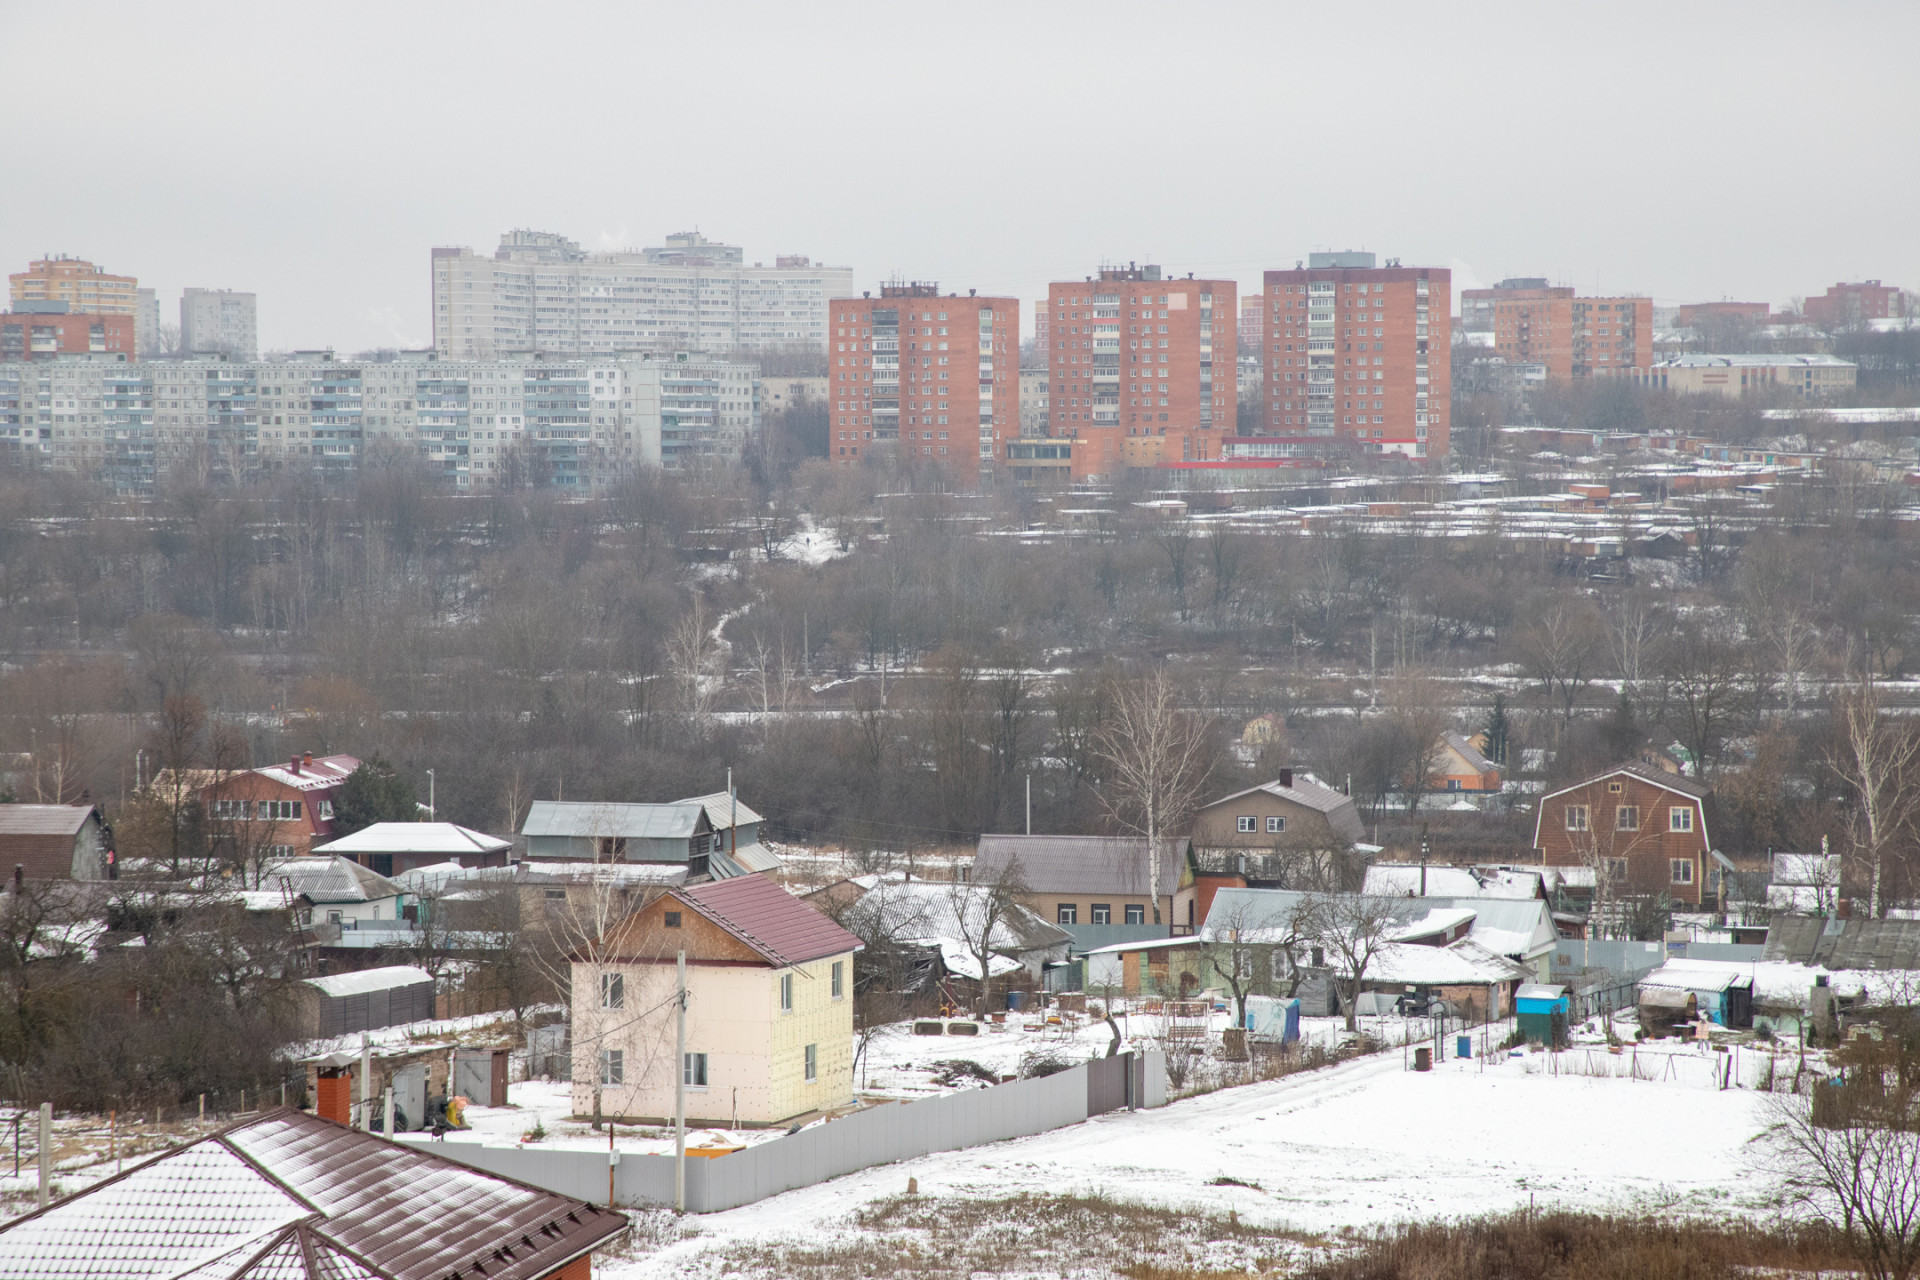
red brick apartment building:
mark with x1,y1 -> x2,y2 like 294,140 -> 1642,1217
1804,280 -> 1905,328
1263,252 -> 1448,459
1677,301 -> 1770,327
1046,266 -> 1235,440
0,308 -> 135,361
828,284 -> 1017,487
1458,279 -> 1651,380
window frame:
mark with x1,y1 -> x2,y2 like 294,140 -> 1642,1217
780,972 -> 794,1013
682,1051 -> 708,1089
803,1042 -> 818,1083
1670,858 -> 1695,885
1237,815 -> 1257,833
831,960 -> 844,1000
1616,805 -> 1639,831
599,1048 -> 624,1086
1669,807 -> 1695,833
600,972 -> 624,1010
1565,804 -> 1590,832
1090,903 -> 1112,925
1124,904 -> 1146,925
1056,903 -> 1078,925
1265,816 -> 1286,834
1605,857 -> 1630,881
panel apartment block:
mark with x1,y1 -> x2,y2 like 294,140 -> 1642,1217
1264,252 -> 1449,459
827,284 -> 1018,488
432,230 -> 851,359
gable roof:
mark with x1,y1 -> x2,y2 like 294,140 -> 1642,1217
825,875 -> 1073,957
522,800 -> 703,841
0,804 -> 96,838
678,792 -> 763,829
1199,775 -> 1366,843
1539,761 -> 1711,804
971,834 -> 1188,897
676,875 -> 862,968
231,756 -> 361,795
1764,915 -> 1920,970
312,823 -> 510,859
1439,730 -> 1496,775
0,1109 -> 624,1280
260,856 -> 405,904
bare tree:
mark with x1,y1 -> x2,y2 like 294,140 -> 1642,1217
1517,598 -> 1605,724
948,862 -> 1030,1017
1095,671 -> 1210,924
667,596 -> 723,725
1305,893 -> 1405,1033
1828,678 -> 1920,919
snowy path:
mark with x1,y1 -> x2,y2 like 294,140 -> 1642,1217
622,1048 -> 1772,1276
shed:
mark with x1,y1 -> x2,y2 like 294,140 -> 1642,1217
1515,983 -> 1570,1044
299,964 -> 437,1038
1243,995 -> 1301,1044
0,804 -> 108,880
1637,962 -> 1754,1029
453,1046 -> 510,1108
311,821 -> 511,876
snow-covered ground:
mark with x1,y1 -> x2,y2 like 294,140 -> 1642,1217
612,1039 -> 1782,1277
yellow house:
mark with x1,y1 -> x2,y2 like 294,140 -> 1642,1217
571,875 -> 862,1128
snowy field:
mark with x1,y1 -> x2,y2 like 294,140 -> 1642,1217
609,1041 -> 1780,1278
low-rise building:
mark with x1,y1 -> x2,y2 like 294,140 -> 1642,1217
520,794 -> 778,878
0,803 -> 109,880
1633,353 -> 1857,399
571,875 -> 861,1127
197,752 -> 359,860
1532,763 -> 1715,908
1189,772 -> 1366,877
971,833 -> 1191,942
312,820 -> 511,877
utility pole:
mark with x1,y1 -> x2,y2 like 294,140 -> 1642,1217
674,949 -> 687,1212
36,1102 -> 50,1208
427,769 -> 436,822
1025,776 -> 1031,835
358,1035 -> 371,1131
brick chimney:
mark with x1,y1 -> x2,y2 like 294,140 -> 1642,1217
1278,768 -> 1293,788
315,1069 -> 351,1125
290,756 -> 301,775
303,751 -> 314,769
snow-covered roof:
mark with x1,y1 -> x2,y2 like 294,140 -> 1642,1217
304,965 -> 433,998
834,876 -> 1071,957
1362,865 -> 1539,899
1772,852 -> 1838,886
1640,961 -> 1752,994
1367,938 -> 1530,986
241,754 -> 359,793
1391,907 -> 1477,941
312,822 -> 510,858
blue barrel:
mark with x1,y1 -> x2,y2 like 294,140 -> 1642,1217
1457,1035 -> 1472,1059
1006,991 -> 1027,1011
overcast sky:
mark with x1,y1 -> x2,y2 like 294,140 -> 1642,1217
4,1 -> 1916,353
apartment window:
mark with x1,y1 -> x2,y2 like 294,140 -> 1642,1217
1125,904 -> 1146,925
1057,903 -> 1078,925
1670,859 -> 1695,885
1616,806 -> 1639,831
599,1049 -> 623,1086
831,960 -> 844,999
1606,858 -> 1630,881
804,1043 -> 818,1082
780,973 -> 793,1012
664,910 -> 682,928
1565,805 -> 1590,832
1670,808 -> 1694,833
1091,903 -> 1112,925
600,973 -> 624,1009
682,1052 -> 708,1088
1237,815 -> 1257,833
1266,816 -> 1286,833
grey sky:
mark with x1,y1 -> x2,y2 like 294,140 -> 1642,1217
5,1 -> 1916,353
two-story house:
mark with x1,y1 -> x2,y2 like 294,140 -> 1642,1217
196,753 -> 359,860
1189,771 -> 1366,880
1532,763 -> 1714,907
572,876 -> 861,1127
1432,731 -> 1502,792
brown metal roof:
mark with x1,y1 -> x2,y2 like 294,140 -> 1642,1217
0,1108 -> 626,1280
678,874 -> 863,967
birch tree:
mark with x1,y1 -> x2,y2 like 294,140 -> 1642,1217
1829,678 -> 1920,919
1095,671 -> 1210,925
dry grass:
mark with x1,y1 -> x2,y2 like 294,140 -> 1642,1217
708,1191 -> 1324,1279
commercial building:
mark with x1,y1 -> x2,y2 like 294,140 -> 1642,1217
1045,265 -> 1234,440
432,229 -> 851,359
180,287 -> 258,359
826,283 -> 1017,487
0,349 -> 758,494
1803,279 -> 1905,329
1632,353 -> 1856,400
0,303 -> 136,362
1263,251 -> 1449,459
1458,278 -> 1651,381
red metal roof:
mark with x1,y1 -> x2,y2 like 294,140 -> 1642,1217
678,874 -> 863,968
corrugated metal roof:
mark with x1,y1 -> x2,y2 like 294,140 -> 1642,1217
678,875 -> 863,968
0,803 -> 94,837
312,824 -> 510,858
304,966 -> 434,999
246,756 -> 360,794
521,800 -> 700,840
262,857 -> 405,904
1764,915 -> 1920,969
972,834 -> 1187,897
678,792 -> 764,829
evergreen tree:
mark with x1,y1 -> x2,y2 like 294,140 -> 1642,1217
330,757 -> 418,839
1482,694 -> 1510,767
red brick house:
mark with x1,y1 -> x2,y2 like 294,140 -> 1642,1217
1532,764 -> 1713,906
198,753 -> 360,860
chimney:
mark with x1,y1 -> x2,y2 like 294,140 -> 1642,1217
290,756 -> 301,775
1836,898 -> 1853,919
303,752 -> 314,769
12,865 -> 20,894
1278,768 -> 1292,788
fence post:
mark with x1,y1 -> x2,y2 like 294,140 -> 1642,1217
37,1102 -> 51,1208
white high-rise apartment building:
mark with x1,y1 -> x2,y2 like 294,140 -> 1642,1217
180,288 -> 258,359
432,230 -> 851,360
0,351 -> 758,495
